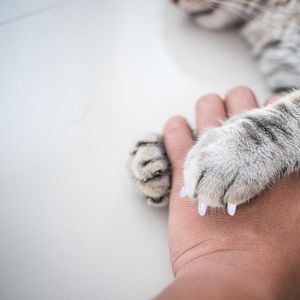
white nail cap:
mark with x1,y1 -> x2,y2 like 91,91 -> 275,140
179,186 -> 187,198
198,202 -> 207,216
227,203 -> 237,216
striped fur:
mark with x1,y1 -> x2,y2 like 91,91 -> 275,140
128,0 -> 300,208
129,134 -> 171,207
176,0 -> 300,91
184,90 -> 300,207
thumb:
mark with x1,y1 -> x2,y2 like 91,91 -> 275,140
164,116 -> 193,182
164,116 -> 202,273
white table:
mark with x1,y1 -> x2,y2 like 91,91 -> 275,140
0,0 -> 269,299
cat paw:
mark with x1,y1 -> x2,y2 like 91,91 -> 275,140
129,133 -> 171,207
183,104 -> 297,212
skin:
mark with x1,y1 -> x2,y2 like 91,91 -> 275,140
155,87 -> 300,300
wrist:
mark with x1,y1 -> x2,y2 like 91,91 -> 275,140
157,253 -> 281,300
177,252 -> 279,300
168,243 -> 296,300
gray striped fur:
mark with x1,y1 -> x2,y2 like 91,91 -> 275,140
184,90 -> 300,207
176,0 -> 300,91
128,0 -> 300,208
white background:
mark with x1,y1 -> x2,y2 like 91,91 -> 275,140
0,0 -> 269,299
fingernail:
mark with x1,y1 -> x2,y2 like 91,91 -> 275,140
179,186 -> 187,198
227,203 -> 237,216
198,202 -> 207,216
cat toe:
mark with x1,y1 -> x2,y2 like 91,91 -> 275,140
183,118 -> 273,211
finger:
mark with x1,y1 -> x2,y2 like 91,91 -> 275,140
264,95 -> 279,106
196,94 -> 226,134
225,86 -> 258,116
164,116 -> 200,274
163,116 -> 193,179
163,116 -> 193,228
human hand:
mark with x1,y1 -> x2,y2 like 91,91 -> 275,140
157,87 -> 300,300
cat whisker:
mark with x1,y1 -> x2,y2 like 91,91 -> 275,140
214,1 -> 259,22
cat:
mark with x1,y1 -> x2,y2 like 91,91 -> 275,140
129,0 -> 300,211
173,0 -> 300,92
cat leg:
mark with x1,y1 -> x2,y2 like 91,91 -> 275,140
242,3 -> 300,91
129,133 -> 171,207
184,90 -> 300,210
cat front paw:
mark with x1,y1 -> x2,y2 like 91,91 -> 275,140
129,133 -> 171,207
183,106 -> 295,212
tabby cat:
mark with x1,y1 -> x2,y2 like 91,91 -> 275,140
129,0 -> 300,213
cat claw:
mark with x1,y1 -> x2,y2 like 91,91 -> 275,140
227,203 -> 237,216
180,187 -> 237,217
179,186 -> 188,198
198,202 -> 207,216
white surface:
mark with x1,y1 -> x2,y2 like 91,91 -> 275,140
0,0 -> 269,299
